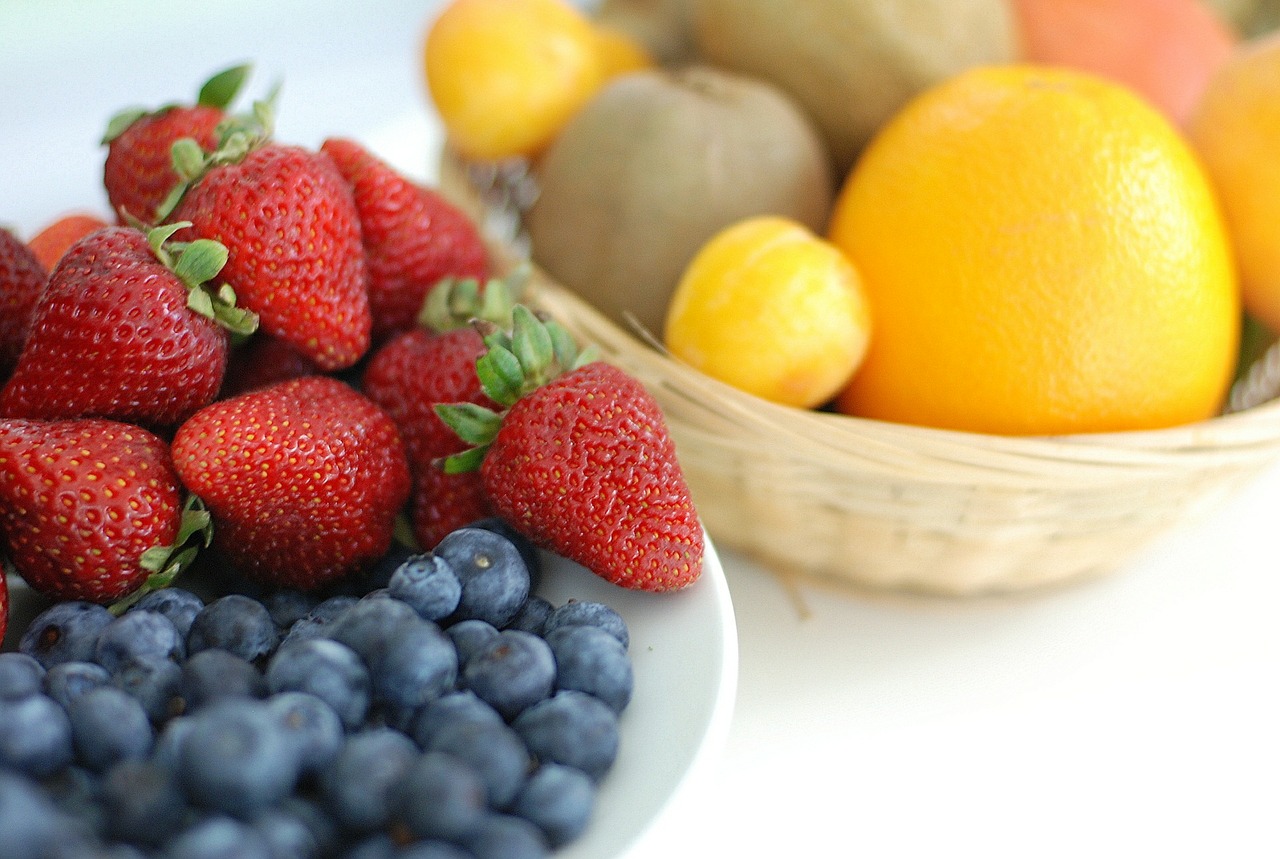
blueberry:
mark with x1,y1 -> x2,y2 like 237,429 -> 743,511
398,841 -> 474,859
462,629 -> 555,720
186,595 -> 279,665
372,618 -> 458,713
165,815 -> 274,859
177,699 -> 300,819
340,832 -> 398,859
111,656 -> 185,724
180,648 -> 268,709
250,803 -> 324,859
131,587 -> 205,638
99,758 -> 189,847
543,600 -> 629,650
392,750 -> 487,842
304,594 -> 359,625
423,718 -> 530,810
326,593 -> 422,669
512,691 -> 619,783
504,595 -> 554,636
512,763 -> 596,847
19,601 -> 114,668
435,527 -> 530,627
265,638 -> 371,731
36,764 -> 100,831
462,812 -> 550,859
319,727 -> 418,833
261,589 -> 319,630
94,610 -> 185,673
410,690 -> 505,750
446,619 -> 500,665
42,661 -> 111,711
0,693 -> 74,777
150,714 -> 196,773
0,652 -> 46,700
0,771 -> 71,859
68,685 -> 154,771
545,624 -> 634,714
266,691 -> 344,776
387,553 -> 462,622
467,516 -> 543,590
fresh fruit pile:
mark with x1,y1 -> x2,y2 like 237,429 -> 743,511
1,61 -> 706,857
423,0 -> 1280,436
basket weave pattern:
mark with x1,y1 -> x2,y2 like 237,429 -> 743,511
440,149 -> 1280,596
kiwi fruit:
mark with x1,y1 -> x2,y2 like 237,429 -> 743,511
525,65 -> 833,337
693,0 -> 1018,177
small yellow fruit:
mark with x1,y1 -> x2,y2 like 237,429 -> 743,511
595,23 -> 655,80
664,216 -> 872,409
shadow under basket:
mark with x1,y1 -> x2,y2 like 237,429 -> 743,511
439,147 -> 1280,597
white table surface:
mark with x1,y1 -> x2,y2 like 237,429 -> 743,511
4,2 -> 1279,857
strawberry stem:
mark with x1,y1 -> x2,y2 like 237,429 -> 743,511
197,63 -> 251,110
111,495 -> 213,614
144,223 -> 259,336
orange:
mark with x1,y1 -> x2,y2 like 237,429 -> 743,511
664,216 -> 872,409
424,0 -> 603,160
828,64 -> 1239,436
594,22 -> 654,81
1012,0 -> 1237,126
1186,32 -> 1280,335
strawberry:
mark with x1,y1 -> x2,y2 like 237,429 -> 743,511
321,137 -> 489,340
362,276 -> 523,548
219,333 -> 323,398
170,376 -> 411,590
26,212 -> 110,271
0,417 -> 209,604
173,142 -> 371,371
439,307 -> 703,591
0,223 -> 256,428
102,64 -> 250,224
0,228 -> 47,382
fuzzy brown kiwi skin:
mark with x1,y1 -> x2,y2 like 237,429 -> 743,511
526,65 -> 834,338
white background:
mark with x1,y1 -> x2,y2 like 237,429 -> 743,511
3,1 -> 1279,856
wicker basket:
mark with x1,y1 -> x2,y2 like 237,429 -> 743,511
439,148 -> 1280,596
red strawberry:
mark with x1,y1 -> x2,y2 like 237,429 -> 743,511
102,64 -> 249,224
362,276 -> 522,548
0,224 -> 255,428
439,307 -> 703,591
321,137 -> 489,340
170,376 -> 411,590
219,333 -> 323,398
173,142 -> 371,370
0,228 -> 47,381
0,418 -> 208,604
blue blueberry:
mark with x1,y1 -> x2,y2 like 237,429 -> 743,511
99,758 -> 189,847
545,624 -> 633,714
19,601 -> 113,668
177,698 -> 300,819
0,693 -> 74,777
319,727 -> 419,833
0,652 -> 46,700
94,610 -> 185,673
111,656 -> 185,724
410,690 -> 505,750
150,714 -> 196,773
185,595 -> 279,665
512,763 -> 596,847
423,718 -> 530,810
445,619 -> 500,665
388,554 -> 462,622
165,815 -> 273,859
0,771 -> 71,859
131,587 -> 205,638
303,594 -> 359,625
37,764 -> 100,830
435,527 -> 530,627
467,516 -> 543,590
266,691 -> 344,776
462,812 -> 550,859
398,841 -> 474,859
67,685 -> 154,771
42,661 -> 111,711
340,832 -> 398,859
543,600 -> 629,650
265,638 -> 371,731
392,750 -> 487,842
326,594 -> 422,669
504,595 -> 553,636
512,691 -> 619,783
250,803 -> 324,859
180,648 -> 268,709
261,589 -> 319,630
462,629 -> 555,720
372,618 -> 458,713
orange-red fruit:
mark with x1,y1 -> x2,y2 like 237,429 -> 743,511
27,213 -> 110,271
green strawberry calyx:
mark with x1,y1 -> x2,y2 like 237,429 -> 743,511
101,63 -> 252,145
110,495 -> 214,614
418,264 -> 529,334
436,304 -> 597,474
146,222 -> 259,336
